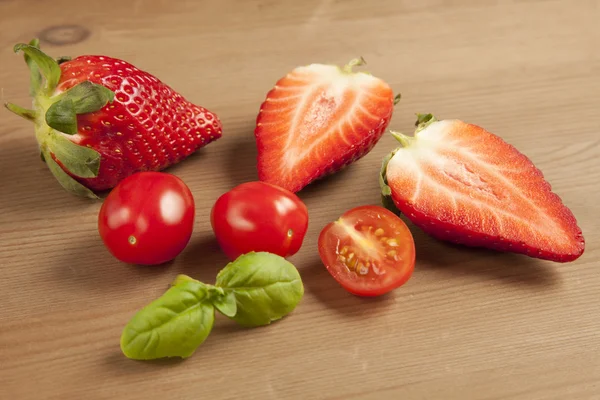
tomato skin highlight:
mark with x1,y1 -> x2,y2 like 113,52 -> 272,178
210,181 -> 309,260
318,205 -> 416,297
98,172 -> 195,265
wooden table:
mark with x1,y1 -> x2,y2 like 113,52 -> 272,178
1,1 -> 599,399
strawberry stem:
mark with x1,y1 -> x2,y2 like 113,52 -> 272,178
56,56 -> 72,65
342,57 -> 367,73
390,130 -> 413,147
415,113 -> 437,133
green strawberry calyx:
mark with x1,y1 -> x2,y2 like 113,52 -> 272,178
342,56 -> 368,74
4,39 -> 115,199
414,112 -> 437,132
379,147 -> 402,216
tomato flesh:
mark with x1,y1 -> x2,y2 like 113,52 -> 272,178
318,205 -> 415,296
211,181 -> 309,260
98,172 -> 195,265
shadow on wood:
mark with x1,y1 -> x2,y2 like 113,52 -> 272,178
295,164 -> 356,201
177,234 -> 230,284
300,256 -> 397,317
224,130 -> 259,187
52,240 -> 175,294
402,214 -> 562,289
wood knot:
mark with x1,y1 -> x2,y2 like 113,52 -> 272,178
38,25 -> 90,46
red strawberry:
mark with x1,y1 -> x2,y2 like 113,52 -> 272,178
255,58 -> 399,193
5,39 -> 222,198
380,113 -> 585,262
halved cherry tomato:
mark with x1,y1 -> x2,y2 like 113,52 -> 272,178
318,205 -> 415,297
98,172 -> 195,265
211,181 -> 309,260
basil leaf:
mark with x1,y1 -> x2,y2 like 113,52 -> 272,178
120,280 -> 215,360
171,275 -> 236,317
212,290 -> 237,318
171,274 -> 199,287
215,252 -> 303,327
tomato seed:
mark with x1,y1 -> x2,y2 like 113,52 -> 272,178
387,238 -> 399,247
348,257 -> 358,270
358,263 -> 368,275
374,228 -> 384,236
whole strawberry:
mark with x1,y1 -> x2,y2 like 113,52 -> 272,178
5,39 -> 222,198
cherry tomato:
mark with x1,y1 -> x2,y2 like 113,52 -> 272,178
318,205 -> 415,297
210,181 -> 309,260
98,172 -> 195,265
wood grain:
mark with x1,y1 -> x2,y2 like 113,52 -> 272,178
1,0 -> 599,399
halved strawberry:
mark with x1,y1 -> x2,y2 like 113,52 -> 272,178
380,114 -> 585,262
255,58 -> 398,193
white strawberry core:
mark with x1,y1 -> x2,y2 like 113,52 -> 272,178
281,64 -> 384,170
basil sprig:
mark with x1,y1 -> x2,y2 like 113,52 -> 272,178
120,252 -> 304,360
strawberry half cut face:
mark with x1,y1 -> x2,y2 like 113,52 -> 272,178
255,58 -> 397,193
381,114 -> 585,262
